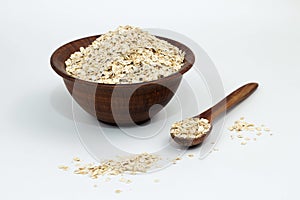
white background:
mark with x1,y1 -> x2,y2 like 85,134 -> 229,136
1,0 -> 300,199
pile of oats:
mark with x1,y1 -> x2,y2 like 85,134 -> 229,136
59,153 -> 160,180
228,117 -> 272,145
170,117 -> 211,139
65,25 -> 185,84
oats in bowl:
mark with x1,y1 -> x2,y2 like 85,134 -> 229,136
50,26 -> 194,125
65,25 -> 185,84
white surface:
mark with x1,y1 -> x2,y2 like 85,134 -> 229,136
1,0 -> 300,199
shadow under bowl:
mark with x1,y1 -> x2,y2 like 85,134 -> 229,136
50,35 -> 195,126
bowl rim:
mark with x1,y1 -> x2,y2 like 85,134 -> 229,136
50,35 -> 195,87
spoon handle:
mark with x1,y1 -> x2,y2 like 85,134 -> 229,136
198,83 -> 259,122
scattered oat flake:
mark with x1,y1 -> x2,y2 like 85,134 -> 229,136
241,142 -> 247,145
256,132 -> 262,136
119,177 -> 132,184
175,157 -> 181,161
228,117 -> 272,146
115,189 -> 122,194
79,153 -> 159,178
73,157 -> 81,162
188,154 -> 194,158
119,177 -> 126,182
93,184 -> 98,188
58,165 -> 69,171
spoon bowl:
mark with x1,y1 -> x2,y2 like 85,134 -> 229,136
171,126 -> 212,147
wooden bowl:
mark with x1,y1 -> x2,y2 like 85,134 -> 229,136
50,35 -> 195,125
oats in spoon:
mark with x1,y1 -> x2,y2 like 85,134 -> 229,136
170,117 -> 211,139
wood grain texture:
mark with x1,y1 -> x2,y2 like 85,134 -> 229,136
50,35 -> 195,125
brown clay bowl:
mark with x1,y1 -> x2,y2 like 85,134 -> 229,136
50,35 -> 195,126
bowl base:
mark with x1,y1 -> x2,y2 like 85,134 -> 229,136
97,118 -> 151,127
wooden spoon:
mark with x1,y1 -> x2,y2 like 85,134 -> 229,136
170,82 -> 259,147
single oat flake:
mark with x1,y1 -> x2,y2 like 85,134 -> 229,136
65,25 -> 185,84
115,189 -> 122,194
73,157 -> 81,162
154,179 -> 160,183
58,165 -> 69,171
